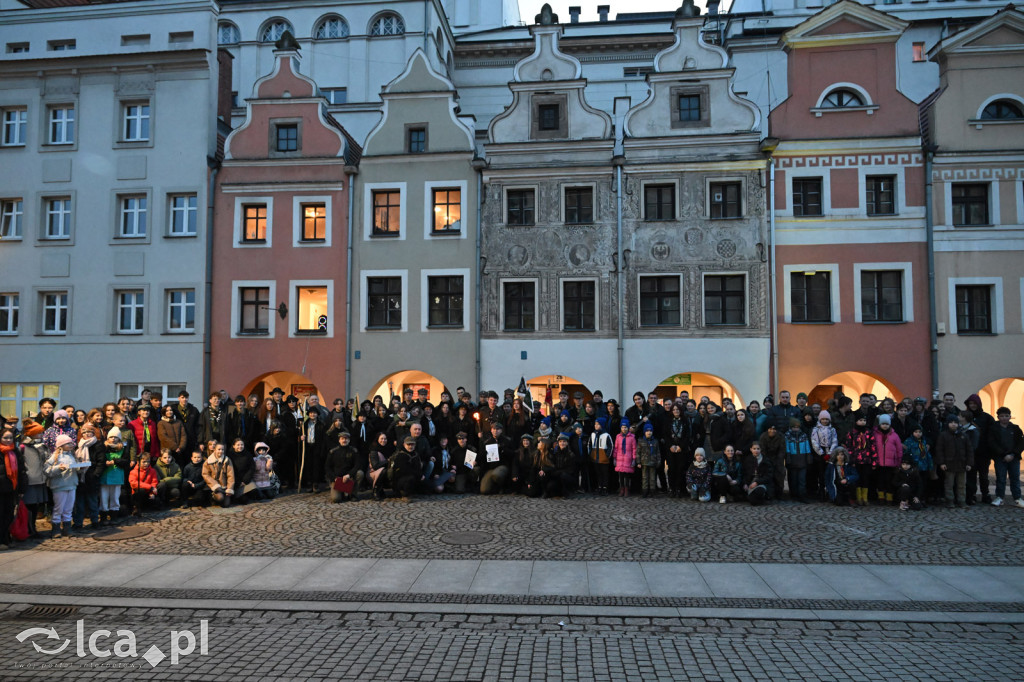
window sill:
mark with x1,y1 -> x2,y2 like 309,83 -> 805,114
643,217 -> 675,222
952,224 -> 993,229
708,215 -> 744,221
113,140 -> 153,150
430,230 -> 461,237
861,320 -> 906,325
565,223 -> 594,228
790,321 -> 835,325
295,330 -> 327,336
239,240 -> 268,245
866,213 -> 898,218
366,326 -> 403,332
956,331 -> 996,336
505,223 -> 536,228
165,233 -> 198,239
299,239 -> 326,244
162,330 -> 196,336
370,232 -> 400,239
563,328 -> 596,333
238,331 -> 270,337
38,332 -> 67,337
427,325 -> 464,330
0,144 -> 26,150
0,236 -> 24,242
810,105 -> 879,117
704,324 -> 747,328
502,328 -> 535,333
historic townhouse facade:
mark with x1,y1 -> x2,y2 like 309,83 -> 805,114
350,49 -> 479,402
922,6 -> 1024,415
211,38 -> 360,402
768,1 -> 931,405
0,0 -> 220,415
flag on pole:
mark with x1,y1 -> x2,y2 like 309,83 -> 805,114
516,377 -> 532,413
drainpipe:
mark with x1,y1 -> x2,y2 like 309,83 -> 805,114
344,165 -> 357,399
924,146 -> 938,394
203,157 -> 219,399
759,137 -> 779,397
613,97 -> 629,407
472,157 -> 486,397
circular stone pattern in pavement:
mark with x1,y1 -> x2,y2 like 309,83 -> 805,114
92,526 -> 153,542
440,531 -> 493,546
939,530 -> 1007,545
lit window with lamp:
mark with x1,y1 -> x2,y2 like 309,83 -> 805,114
431,189 -> 460,234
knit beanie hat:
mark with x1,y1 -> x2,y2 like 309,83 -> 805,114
106,427 -> 122,440
55,434 -> 75,449
21,419 -> 44,438
643,422 -> 654,433
541,416 -> 551,426
878,414 -> 892,426
818,410 -> 831,422
54,409 -> 70,420
596,417 -> 608,429
620,418 -> 630,428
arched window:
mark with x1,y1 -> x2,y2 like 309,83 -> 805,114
822,88 -> 864,108
370,13 -> 404,36
314,15 -> 349,40
218,22 -> 240,45
981,99 -> 1024,120
260,19 -> 293,43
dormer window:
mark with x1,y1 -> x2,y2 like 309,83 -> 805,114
670,85 -> 710,129
812,85 -> 877,117
531,94 -> 567,139
538,104 -> 559,131
822,89 -> 864,108
981,100 -> 1023,120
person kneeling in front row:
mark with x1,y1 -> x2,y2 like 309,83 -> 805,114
326,431 -> 364,503
202,443 -> 235,508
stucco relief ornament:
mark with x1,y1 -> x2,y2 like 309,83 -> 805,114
716,239 -> 737,259
651,241 -> 671,261
508,244 -> 530,268
568,243 -> 591,266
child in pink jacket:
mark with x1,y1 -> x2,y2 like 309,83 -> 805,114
873,414 -> 904,504
613,418 -> 637,497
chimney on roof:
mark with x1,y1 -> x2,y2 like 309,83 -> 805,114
597,5 -> 609,22
707,0 -> 720,15
569,6 -> 581,23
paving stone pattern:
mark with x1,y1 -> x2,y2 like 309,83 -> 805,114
37,492 -> 1024,565
1,605 -> 1020,681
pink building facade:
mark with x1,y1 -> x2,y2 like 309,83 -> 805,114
211,41 -> 359,402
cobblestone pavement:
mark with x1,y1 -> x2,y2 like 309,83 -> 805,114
32,491 -> 1024,564
1,604 -> 1020,681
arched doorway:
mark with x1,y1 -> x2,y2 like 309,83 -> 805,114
368,370 -> 450,405
977,377 -> 1024,418
652,372 -> 743,407
240,370 -> 323,405
807,371 -> 902,410
526,374 -> 593,415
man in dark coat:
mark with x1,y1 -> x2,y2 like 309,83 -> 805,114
325,431 -> 363,502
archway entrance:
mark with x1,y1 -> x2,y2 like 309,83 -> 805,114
240,370 -> 323,404
807,371 -> 902,410
652,372 -> 743,407
368,370 -> 450,405
977,377 -> 1024,417
526,375 -> 592,415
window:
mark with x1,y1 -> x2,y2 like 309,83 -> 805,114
428,276 -> 463,328
372,190 -> 401,235
367,277 -> 402,329
538,104 -> 560,131
47,40 -> 75,52
118,195 -> 147,238
981,100 -> 1023,120
955,286 -> 992,334
639,276 -> 680,327
861,271 -> 903,323
48,106 -> 74,145
276,124 -> 298,152
296,286 -> 328,334
866,175 -> 896,216
370,13 -> 404,36
45,198 -> 71,239
217,23 -> 240,45
0,383 -> 60,420
507,189 -> 535,226
408,127 -> 426,153
951,184 -> 988,226
822,89 -> 864,108
1,199 -> 22,238
122,103 -> 150,142
116,383 -> 186,403
709,182 -> 741,219
167,289 -> 195,332
792,178 -> 822,217
41,292 -> 68,334
790,271 -> 831,323
301,203 -> 326,242
704,275 -> 745,326
503,282 -> 535,331
564,187 -> 593,224
117,291 -> 145,334
563,281 -> 595,331
6,43 -> 29,54
2,108 -> 26,146
260,20 -> 293,43
912,42 -> 925,62
323,88 -> 347,105
169,194 -> 197,236
242,204 -> 267,242
0,294 -> 18,334
678,94 -> 701,122
431,189 -> 461,233
644,184 -> 675,221
239,287 -> 270,335
314,16 -> 349,40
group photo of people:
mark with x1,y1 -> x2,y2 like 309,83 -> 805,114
1,382 -> 1022,550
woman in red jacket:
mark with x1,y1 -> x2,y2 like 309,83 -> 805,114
128,404 -> 161,464
129,453 -> 160,516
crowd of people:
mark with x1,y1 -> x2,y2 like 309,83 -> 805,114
0,383 -> 1022,549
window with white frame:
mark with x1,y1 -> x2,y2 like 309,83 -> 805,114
427,275 -> 464,328
865,175 -> 896,216
295,285 -> 329,335
6,43 -> 30,54
118,195 -> 147,238
431,188 -> 461,234
260,20 -> 293,43
47,40 -> 75,51
709,182 -> 742,219
951,184 -> 988,226
301,203 -> 326,242
117,290 -> 145,334
0,293 -> 18,334
370,13 -> 404,36
242,204 -> 267,242
44,197 -> 71,239
217,22 -> 240,45
0,383 -> 61,420
47,105 -> 74,144
503,281 -> 536,332
122,102 -> 150,142
860,270 -> 903,323
1,199 -> 22,238
322,88 -> 347,105
169,194 -> 197,236
167,289 -> 195,333
314,16 -> 349,39
639,276 -> 680,327
367,277 -> 402,329
644,184 -> 675,221
564,186 -> 593,224
790,271 -> 832,323
116,383 -> 186,403
41,291 -> 68,334
506,188 -> 535,226
704,275 -> 746,326
955,285 -> 992,334
372,190 -> 401,236
562,280 -> 596,331
821,88 -> 864,108
2,108 -> 26,146
238,286 -> 270,335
